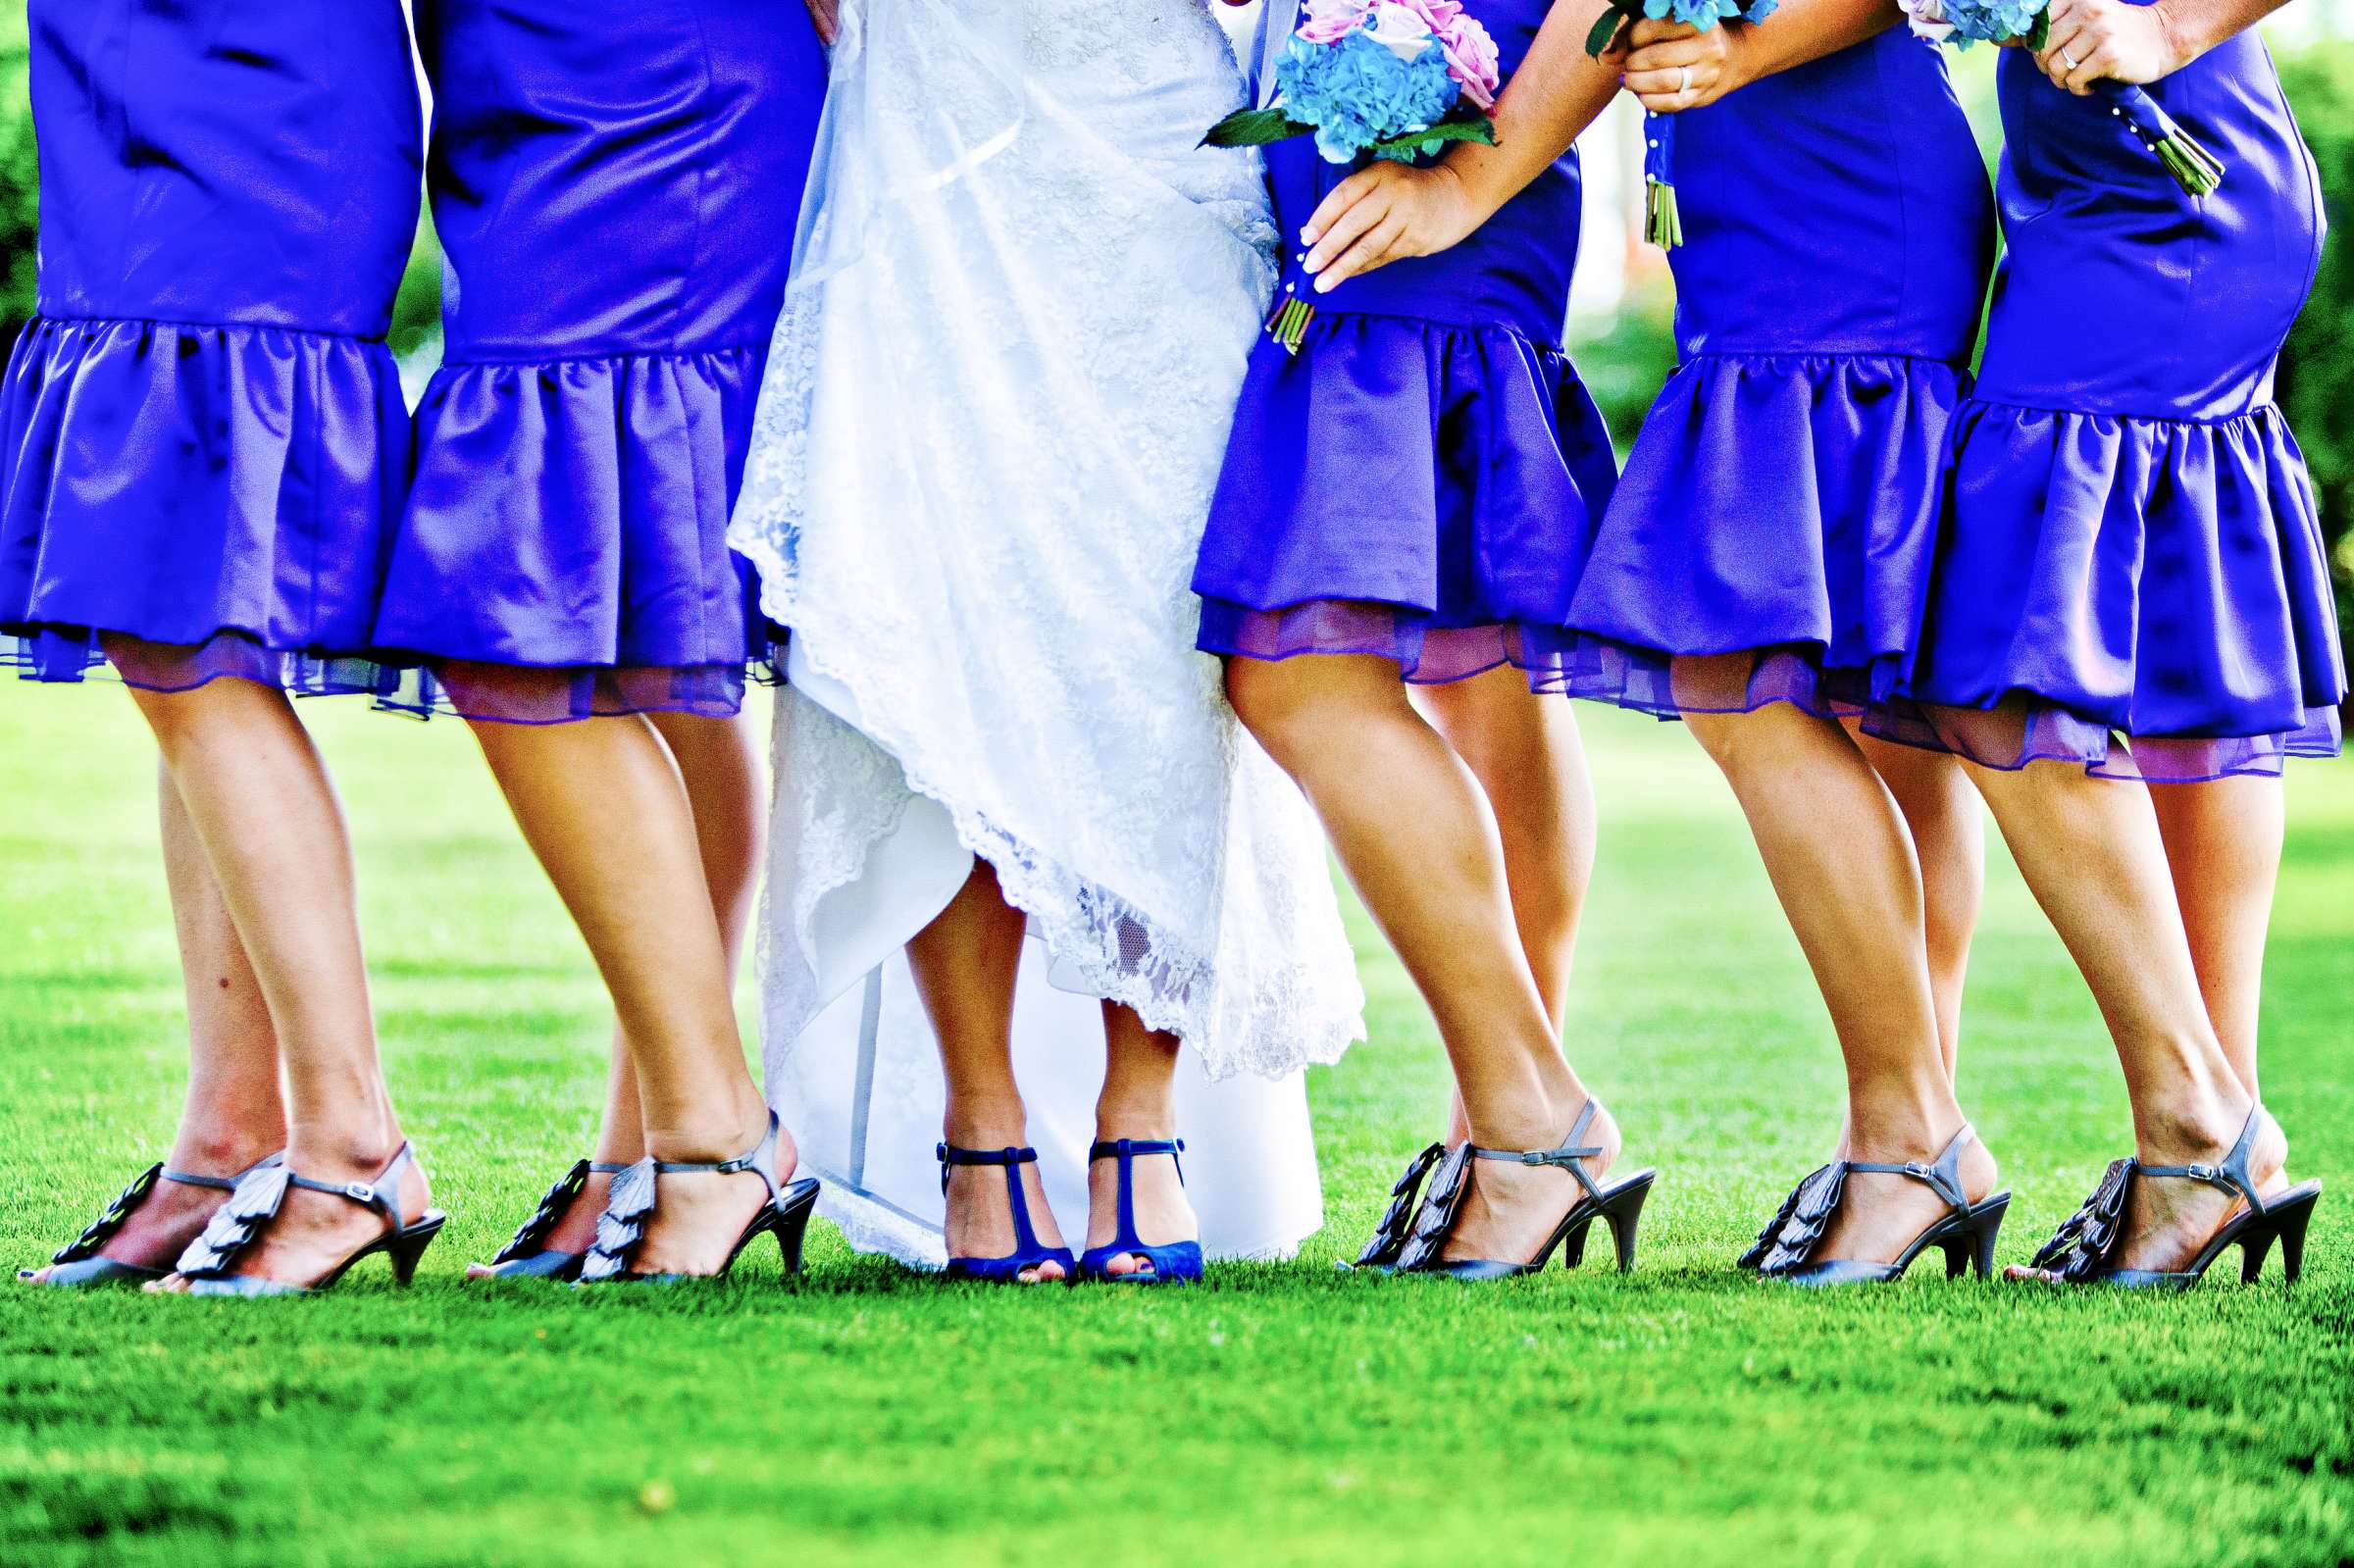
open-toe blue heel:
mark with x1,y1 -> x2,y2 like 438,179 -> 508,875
22,1151 -> 282,1288
175,1143 -> 446,1296
937,1144 -> 1075,1285
1080,1138 -> 1203,1285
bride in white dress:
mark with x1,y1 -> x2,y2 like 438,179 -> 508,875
730,0 -> 1364,1276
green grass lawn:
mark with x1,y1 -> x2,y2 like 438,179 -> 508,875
1,688 -> 2348,1567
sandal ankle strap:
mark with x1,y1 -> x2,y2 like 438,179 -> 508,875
283,1141 -> 419,1233
2135,1104 -> 2270,1214
1470,1100 -> 1607,1204
653,1111 -> 784,1203
1844,1125 -> 1975,1214
936,1144 -> 1055,1262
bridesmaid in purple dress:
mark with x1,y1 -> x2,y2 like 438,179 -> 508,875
5,1 -> 442,1292
1553,4 -> 2007,1282
1196,5 -> 1655,1278
1894,0 -> 2337,1286
369,0 -> 828,1283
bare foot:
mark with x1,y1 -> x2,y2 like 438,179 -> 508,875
944,1130 -> 1066,1285
1811,1128 -> 1998,1267
463,1165 -> 619,1278
147,1140 -> 434,1292
18,1148 -> 270,1284
1441,1101 -> 1623,1266
1086,1138 -> 1197,1278
623,1112 -> 798,1279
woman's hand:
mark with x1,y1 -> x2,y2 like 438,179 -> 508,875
803,0 -> 841,46
1619,19 -> 1755,112
2034,0 -> 2191,92
1300,161 -> 1487,290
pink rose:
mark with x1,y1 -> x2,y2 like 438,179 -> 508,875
1424,5 -> 1503,110
1297,0 -> 1373,45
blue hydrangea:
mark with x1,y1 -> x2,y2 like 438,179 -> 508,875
1275,30 -> 1462,164
1636,0 -> 1777,30
1936,0 -> 2048,45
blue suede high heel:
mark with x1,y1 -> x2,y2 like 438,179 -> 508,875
2026,1105 -> 2322,1289
21,1152 -> 282,1288
175,1143 -> 446,1296
1079,1138 -> 1203,1285
578,1111 -> 820,1286
937,1144 -> 1075,1285
475,1159 -> 631,1281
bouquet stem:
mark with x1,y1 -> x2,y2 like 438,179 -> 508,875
1266,295 -> 1317,355
1645,178 -> 1683,250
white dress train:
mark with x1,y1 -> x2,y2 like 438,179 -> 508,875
729,0 -> 1366,1266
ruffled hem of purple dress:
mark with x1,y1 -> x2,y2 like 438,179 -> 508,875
1538,352 -> 1965,718
370,346 -> 785,724
1194,310 -> 1618,684
0,316 -> 410,694
1893,397 -> 2347,781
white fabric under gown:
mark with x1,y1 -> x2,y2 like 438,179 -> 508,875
728,0 -> 1366,1266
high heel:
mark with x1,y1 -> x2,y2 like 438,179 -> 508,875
1079,1138 -> 1203,1285
937,1144 -> 1075,1285
1344,1141 -> 1450,1272
21,1151 -> 282,1288
174,1143 -> 446,1296
1394,1100 -> 1656,1280
1759,1125 -> 2008,1288
2026,1105 -> 2323,1290
578,1111 -> 820,1286
475,1159 -> 631,1282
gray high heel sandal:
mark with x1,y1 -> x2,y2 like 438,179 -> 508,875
1758,1125 -> 2009,1288
476,1159 -> 632,1282
578,1111 -> 820,1286
174,1143 -> 446,1296
1394,1100 -> 1656,1280
22,1152 -> 282,1288
2028,1105 -> 2322,1290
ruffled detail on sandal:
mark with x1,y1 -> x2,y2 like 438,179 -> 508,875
50,1163 -> 164,1266
1756,1163 -> 1851,1279
173,1164 -> 292,1280
578,1157 -> 659,1284
370,346 -> 786,724
1194,311 -> 1618,687
1540,353 -> 1967,717
0,316 -> 411,695
2029,1159 -> 2135,1283
490,1160 -> 593,1268
1353,1142 -> 1449,1270
1885,399 -> 2347,782
1738,1161 -> 1838,1274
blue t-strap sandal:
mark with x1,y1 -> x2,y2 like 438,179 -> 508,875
175,1142 -> 446,1296
2027,1105 -> 2322,1289
476,1159 -> 632,1281
1080,1138 -> 1203,1285
22,1151 -> 282,1287
578,1111 -> 820,1286
937,1144 -> 1075,1285
1756,1125 -> 2009,1288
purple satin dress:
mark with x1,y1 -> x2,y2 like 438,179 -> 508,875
1548,34 -> 1997,718
1192,0 -> 1619,685
1893,40 -> 2344,781
368,0 -> 826,724
0,0 -> 422,695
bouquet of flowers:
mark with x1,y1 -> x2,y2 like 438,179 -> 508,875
1582,0 -> 1781,250
1904,0 -> 2224,195
1203,0 -> 1505,167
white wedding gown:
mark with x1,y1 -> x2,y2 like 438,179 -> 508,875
729,0 -> 1365,1266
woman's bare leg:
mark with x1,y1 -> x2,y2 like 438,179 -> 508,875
467,710 -> 768,1270
1853,729 -> 1982,1082
1415,667 -> 1595,1143
1962,757 -> 2277,1272
1227,652 -> 1606,1266
22,761 -> 287,1281
1681,678 -> 1993,1264
2147,776 -> 2282,1099
463,691 -> 771,1277
1088,1004 -> 1195,1275
906,859 -> 1067,1282
123,671 -> 428,1290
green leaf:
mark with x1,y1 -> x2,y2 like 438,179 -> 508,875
2024,13 -> 2051,49
1367,114 -> 1499,158
1585,3 -> 1633,57
1202,106 -> 1314,149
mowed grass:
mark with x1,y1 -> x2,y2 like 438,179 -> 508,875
0,689 -> 2348,1568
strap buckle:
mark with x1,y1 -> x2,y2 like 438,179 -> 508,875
343,1182 -> 378,1204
